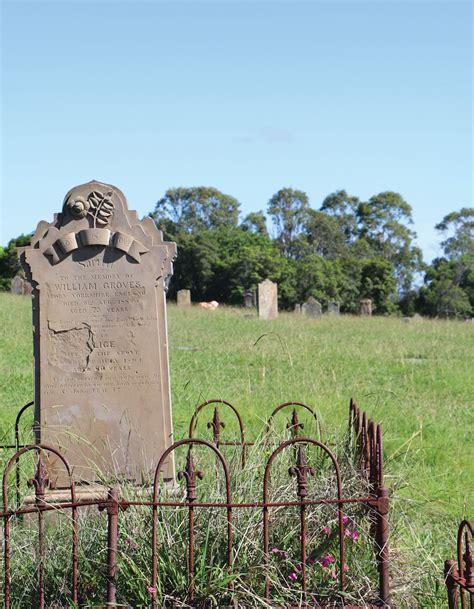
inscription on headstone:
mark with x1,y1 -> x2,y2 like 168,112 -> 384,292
327,301 -> 340,315
303,297 -> 322,317
360,299 -> 373,316
177,289 -> 191,306
20,181 -> 176,485
258,279 -> 278,320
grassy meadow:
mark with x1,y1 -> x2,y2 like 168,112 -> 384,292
0,291 -> 472,606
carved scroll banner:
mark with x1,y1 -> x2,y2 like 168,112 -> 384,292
20,181 -> 176,486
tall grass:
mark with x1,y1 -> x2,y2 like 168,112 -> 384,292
0,293 -> 472,606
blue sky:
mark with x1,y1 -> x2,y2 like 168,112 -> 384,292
1,0 -> 472,262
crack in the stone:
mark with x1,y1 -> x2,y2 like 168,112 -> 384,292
47,321 -> 95,372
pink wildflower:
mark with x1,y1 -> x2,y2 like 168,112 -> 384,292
342,515 -> 350,525
123,538 -> 130,545
131,542 -> 138,550
307,558 -> 315,566
288,572 -> 298,582
319,554 -> 335,568
351,530 -> 359,541
343,564 -> 349,572
322,526 -> 331,535
148,586 -> 156,594
330,569 -> 337,579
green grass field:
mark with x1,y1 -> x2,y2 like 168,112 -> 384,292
0,291 -> 472,606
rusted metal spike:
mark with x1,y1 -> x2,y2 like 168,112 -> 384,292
27,454 -> 50,503
287,408 -> 304,438
288,445 -> 315,498
207,408 -> 225,445
178,448 -> 204,502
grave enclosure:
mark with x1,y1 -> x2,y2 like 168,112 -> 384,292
2,182 -> 471,607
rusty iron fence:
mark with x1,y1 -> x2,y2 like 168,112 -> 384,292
1,400 -> 390,608
444,520 -> 473,609
0,401 -> 36,507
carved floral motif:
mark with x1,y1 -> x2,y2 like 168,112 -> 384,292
66,190 -> 115,228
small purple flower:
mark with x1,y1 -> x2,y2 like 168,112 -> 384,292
322,526 -> 331,535
123,538 -> 130,545
148,585 -> 156,594
342,515 -> 350,525
319,554 -> 335,568
330,569 -> 337,579
288,572 -> 298,582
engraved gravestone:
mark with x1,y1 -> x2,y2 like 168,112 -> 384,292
360,299 -> 373,316
243,291 -> 253,308
11,275 -> 26,295
177,289 -> 191,306
258,279 -> 278,320
303,297 -> 322,317
20,181 -> 176,486
328,301 -> 340,315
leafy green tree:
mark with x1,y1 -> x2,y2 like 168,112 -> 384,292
151,187 -> 240,233
267,188 -> 309,257
435,207 -> 474,258
320,189 -> 360,242
360,258 -> 398,314
302,210 -> 349,260
241,211 -> 268,237
0,234 -> 31,290
357,192 -> 422,293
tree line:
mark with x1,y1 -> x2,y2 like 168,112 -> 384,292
1,187 -> 472,317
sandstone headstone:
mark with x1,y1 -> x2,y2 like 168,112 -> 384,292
20,181 -> 176,486
177,289 -> 191,306
360,299 -> 372,316
243,291 -> 253,308
303,297 -> 322,317
327,301 -> 340,315
258,279 -> 278,320
11,275 -> 26,295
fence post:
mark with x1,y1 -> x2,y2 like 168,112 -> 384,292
444,560 -> 459,609
106,487 -> 120,605
376,486 -> 391,607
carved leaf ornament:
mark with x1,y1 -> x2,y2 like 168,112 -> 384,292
44,189 -> 149,264
66,190 -> 115,228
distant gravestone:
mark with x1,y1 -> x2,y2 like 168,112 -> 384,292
303,296 -> 322,317
294,304 -> 301,314
11,275 -> 26,295
258,279 -> 278,320
243,291 -> 253,308
20,181 -> 177,486
327,301 -> 340,315
360,299 -> 373,316
177,289 -> 191,306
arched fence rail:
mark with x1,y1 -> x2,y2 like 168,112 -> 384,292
0,399 -> 391,609
444,520 -> 473,609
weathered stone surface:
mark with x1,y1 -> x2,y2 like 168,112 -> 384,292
11,275 -> 26,295
303,297 -> 322,317
258,279 -> 278,320
243,291 -> 253,308
360,299 -> 373,316
177,289 -> 191,306
327,301 -> 340,315
20,181 -> 176,486
294,304 -> 301,314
